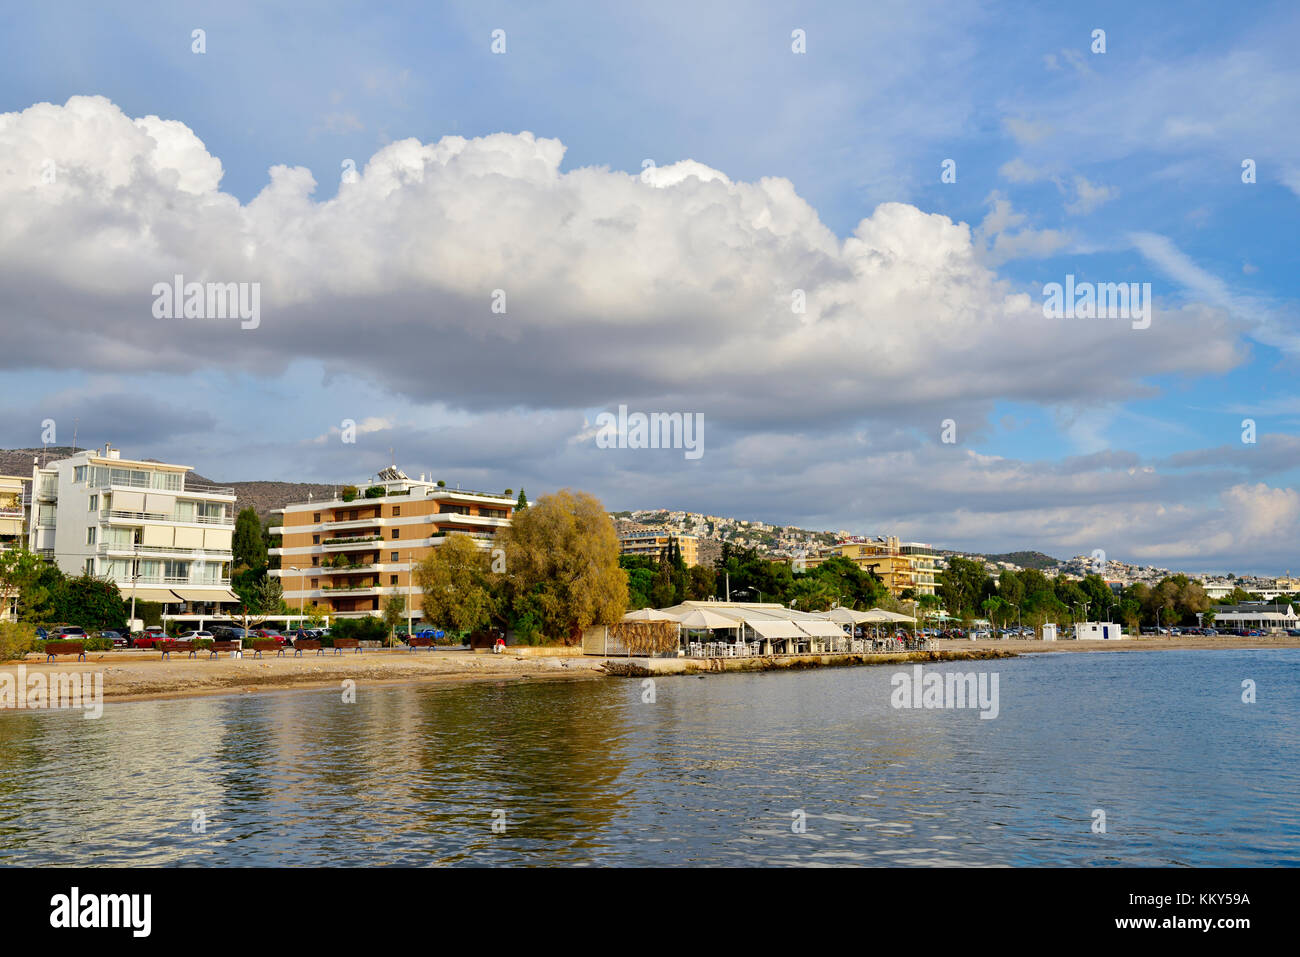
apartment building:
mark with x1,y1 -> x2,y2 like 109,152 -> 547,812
806,536 -> 938,596
0,474 -> 30,620
618,524 -> 699,566
269,468 -> 514,619
28,446 -> 239,612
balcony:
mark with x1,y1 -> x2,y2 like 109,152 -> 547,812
97,543 -> 233,559
183,482 -> 236,497
102,509 -> 233,526
322,535 -> 384,550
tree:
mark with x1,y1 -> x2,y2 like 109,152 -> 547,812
253,574 -> 284,615
413,533 -> 496,635
233,507 -> 267,570
52,574 -> 128,631
495,489 -> 626,644
382,594 -> 406,645
0,544 -> 45,621
515,488 -> 529,511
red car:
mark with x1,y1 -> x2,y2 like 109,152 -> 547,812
131,630 -> 172,649
253,629 -> 288,645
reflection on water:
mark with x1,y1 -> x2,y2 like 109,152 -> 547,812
1,650 -> 1297,866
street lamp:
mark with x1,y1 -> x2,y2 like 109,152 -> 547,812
406,550 -> 414,643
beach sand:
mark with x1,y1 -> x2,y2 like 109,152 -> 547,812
4,635 -> 1296,707
1,648 -> 604,705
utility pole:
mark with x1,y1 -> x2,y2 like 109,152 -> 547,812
406,549 -> 414,643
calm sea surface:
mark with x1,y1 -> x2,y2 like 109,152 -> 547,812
1,649 -> 1297,866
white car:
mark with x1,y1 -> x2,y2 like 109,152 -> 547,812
179,630 -> 214,641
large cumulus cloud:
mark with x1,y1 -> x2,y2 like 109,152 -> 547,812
0,96 -> 1246,435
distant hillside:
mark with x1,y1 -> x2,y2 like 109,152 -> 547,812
1,448 -> 332,522
974,550 -> 1063,570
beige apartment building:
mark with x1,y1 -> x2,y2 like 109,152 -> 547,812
269,468 -> 514,619
806,536 -> 937,596
618,524 -> 699,566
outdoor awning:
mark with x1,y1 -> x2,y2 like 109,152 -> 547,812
676,608 -> 743,630
622,608 -> 683,622
796,619 -> 847,638
119,587 -> 183,603
824,606 -> 875,625
170,588 -> 240,603
746,619 -> 807,639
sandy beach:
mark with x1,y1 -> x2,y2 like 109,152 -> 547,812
3,635 -> 1297,707
0,648 -> 606,705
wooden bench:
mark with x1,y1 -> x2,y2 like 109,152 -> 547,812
293,639 -> 324,656
407,636 -> 434,651
207,640 -> 243,659
332,638 -> 362,655
44,640 -> 86,663
248,639 -> 285,659
160,640 -> 196,660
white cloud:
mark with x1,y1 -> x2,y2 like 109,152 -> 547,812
1065,175 -> 1118,215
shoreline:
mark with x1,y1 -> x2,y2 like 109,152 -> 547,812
2,635 -> 1297,707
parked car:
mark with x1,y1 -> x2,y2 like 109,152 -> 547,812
100,630 -> 127,648
48,625 -> 87,639
131,631 -> 172,649
253,629 -> 287,645
179,630 -> 214,642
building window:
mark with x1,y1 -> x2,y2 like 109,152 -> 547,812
350,510 -> 358,521
390,575 -> 398,585
84,558 -> 94,575
311,579 -> 318,588
392,529 -> 400,539
313,534 -> 320,544
391,551 -> 398,562
86,527 -> 96,545
88,494 -> 98,511
313,512 -> 320,522
312,557 -> 319,567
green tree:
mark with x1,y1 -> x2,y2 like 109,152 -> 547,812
253,574 -> 284,615
515,488 -> 529,511
494,489 -> 626,644
413,533 -> 496,634
233,507 -> 267,570
382,594 -> 406,645
0,544 -> 45,621
52,574 -> 127,630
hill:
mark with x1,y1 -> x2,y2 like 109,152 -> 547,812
973,550 -> 1063,570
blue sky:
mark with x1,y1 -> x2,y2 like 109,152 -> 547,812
1,0 -> 1297,572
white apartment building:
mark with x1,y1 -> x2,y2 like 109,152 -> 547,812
29,445 -> 240,612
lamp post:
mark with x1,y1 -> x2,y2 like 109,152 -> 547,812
406,550 -> 414,644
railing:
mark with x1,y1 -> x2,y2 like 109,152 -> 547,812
97,543 -> 233,558
103,509 -> 232,526
0,507 -> 22,518
183,482 -> 236,496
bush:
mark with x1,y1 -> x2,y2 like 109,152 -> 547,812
0,622 -> 38,661
364,486 -> 386,498
194,639 -> 213,651
84,635 -> 113,652
436,480 -> 446,487
341,485 -> 359,502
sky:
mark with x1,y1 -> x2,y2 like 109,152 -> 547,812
0,0 -> 1297,574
